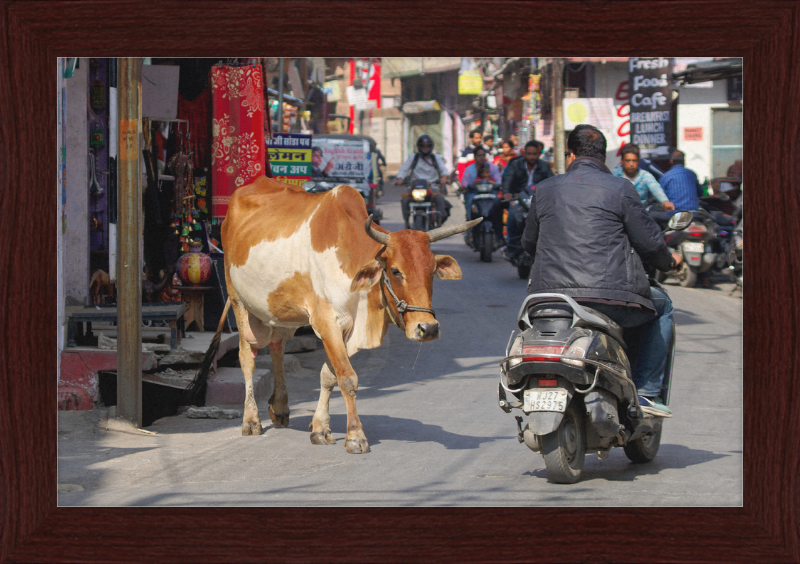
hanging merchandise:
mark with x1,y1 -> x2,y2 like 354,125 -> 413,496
90,121 -> 105,148
88,149 -> 103,195
210,63 -> 265,218
167,124 -> 194,217
192,168 -> 209,219
91,79 -> 105,111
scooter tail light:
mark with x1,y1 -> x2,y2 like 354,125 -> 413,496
562,336 -> 593,368
686,225 -> 707,236
521,345 -> 566,362
538,379 -> 558,387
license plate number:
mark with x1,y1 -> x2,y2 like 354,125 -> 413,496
683,242 -> 705,253
524,388 -> 568,412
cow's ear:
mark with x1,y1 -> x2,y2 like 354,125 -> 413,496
351,260 -> 383,292
434,255 -> 462,280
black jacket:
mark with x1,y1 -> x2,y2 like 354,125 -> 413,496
502,156 -> 554,195
521,157 -> 675,310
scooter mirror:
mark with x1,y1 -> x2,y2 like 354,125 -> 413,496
668,211 -> 694,231
301,181 -> 316,192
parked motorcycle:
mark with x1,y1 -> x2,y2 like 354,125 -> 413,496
466,179 -> 501,262
655,206 -> 736,287
727,217 -> 743,290
407,178 -> 444,232
498,212 -> 693,483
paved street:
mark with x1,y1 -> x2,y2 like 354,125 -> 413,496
58,186 -> 743,507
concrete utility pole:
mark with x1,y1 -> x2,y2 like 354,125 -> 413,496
116,58 -> 142,426
552,58 -> 565,174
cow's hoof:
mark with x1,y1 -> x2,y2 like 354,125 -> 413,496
242,421 -> 263,436
345,437 -> 370,454
269,405 -> 290,428
310,429 -> 335,445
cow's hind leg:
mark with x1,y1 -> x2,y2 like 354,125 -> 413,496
231,300 -> 270,436
267,338 -> 290,427
310,361 -> 337,445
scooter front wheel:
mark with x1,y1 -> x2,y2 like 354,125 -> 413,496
540,404 -> 586,484
623,425 -> 662,463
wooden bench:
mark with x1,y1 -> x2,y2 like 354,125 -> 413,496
66,303 -> 187,349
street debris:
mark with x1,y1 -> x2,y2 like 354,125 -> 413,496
184,406 -> 243,420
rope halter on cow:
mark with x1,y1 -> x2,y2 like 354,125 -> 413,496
364,215 -> 483,331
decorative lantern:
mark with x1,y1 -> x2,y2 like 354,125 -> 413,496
176,239 -> 212,286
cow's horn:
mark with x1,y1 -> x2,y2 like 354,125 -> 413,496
365,215 -> 390,245
427,217 -> 484,243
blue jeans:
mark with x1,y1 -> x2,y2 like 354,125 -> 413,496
505,201 -> 522,251
579,286 -> 674,397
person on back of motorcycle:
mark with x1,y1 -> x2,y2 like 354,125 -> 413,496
458,147 -> 504,246
521,124 -> 683,418
611,143 -> 675,229
501,140 -> 554,260
464,163 -> 505,240
396,134 -> 452,229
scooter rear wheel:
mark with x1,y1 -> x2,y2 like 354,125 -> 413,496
540,404 -> 586,484
480,232 -> 493,262
678,263 -> 697,287
623,425 -> 662,463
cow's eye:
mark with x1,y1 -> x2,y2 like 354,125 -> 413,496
391,268 -> 403,279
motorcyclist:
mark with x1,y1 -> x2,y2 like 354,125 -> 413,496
500,140 -> 554,260
396,134 -> 452,229
521,124 -> 683,418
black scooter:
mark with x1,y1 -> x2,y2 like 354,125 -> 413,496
498,212 -> 693,483
466,180 -> 501,262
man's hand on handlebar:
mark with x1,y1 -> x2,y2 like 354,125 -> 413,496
395,177 -> 404,186
662,201 -> 676,211
671,252 -> 684,271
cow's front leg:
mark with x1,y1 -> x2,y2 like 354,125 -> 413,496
311,302 -> 369,453
267,338 -> 290,427
322,340 -> 369,454
310,361 -> 337,445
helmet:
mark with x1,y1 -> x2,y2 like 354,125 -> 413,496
417,134 -> 434,156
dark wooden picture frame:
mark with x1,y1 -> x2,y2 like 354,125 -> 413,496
1,1 -> 797,562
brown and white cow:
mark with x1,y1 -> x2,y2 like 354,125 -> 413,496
189,176 -> 479,454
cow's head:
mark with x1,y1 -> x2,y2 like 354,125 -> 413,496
358,216 -> 482,342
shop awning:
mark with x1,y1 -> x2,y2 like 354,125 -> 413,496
673,58 -> 743,84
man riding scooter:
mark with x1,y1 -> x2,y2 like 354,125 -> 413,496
521,125 -> 683,417
501,140 -> 554,262
396,135 -> 452,229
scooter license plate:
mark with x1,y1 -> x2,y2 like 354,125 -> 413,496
524,388 -> 568,412
683,242 -> 705,253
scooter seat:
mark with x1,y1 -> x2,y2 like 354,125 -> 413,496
528,302 -> 626,347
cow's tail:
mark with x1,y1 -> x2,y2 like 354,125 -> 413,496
183,297 -> 232,405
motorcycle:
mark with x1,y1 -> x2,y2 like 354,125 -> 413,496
505,193 -> 535,279
466,179 -> 502,262
727,217 -> 743,291
407,178 -> 444,232
497,212 -> 693,483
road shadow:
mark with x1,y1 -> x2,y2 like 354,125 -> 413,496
523,443 -> 734,484
290,412 -> 508,451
